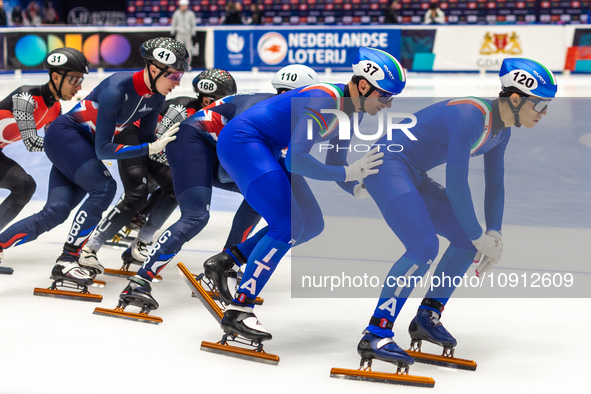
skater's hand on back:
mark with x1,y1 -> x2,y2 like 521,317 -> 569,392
148,122 -> 179,155
473,230 -> 503,277
345,147 -> 384,182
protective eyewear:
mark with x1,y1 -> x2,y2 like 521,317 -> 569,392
375,88 -> 394,104
163,71 -> 184,82
66,75 -> 84,87
527,98 -> 550,113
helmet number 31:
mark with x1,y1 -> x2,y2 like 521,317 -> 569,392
47,54 -> 68,66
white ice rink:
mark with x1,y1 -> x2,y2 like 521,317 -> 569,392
0,70 -> 589,393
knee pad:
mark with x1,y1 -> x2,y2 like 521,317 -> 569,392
88,177 -> 118,212
120,167 -> 150,212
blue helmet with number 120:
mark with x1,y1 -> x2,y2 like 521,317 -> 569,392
499,58 -> 557,98
352,47 -> 406,95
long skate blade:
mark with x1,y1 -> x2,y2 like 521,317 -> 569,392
330,367 -> 435,388
406,350 -> 477,371
93,307 -> 163,324
200,341 -> 279,365
0,266 -> 14,275
177,262 -> 223,323
104,268 -> 162,281
200,291 -> 265,305
33,287 -> 102,302
91,279 -> 106,288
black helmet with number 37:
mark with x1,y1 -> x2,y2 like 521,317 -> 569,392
140,37 -> 189,72
192,68 -> 237,99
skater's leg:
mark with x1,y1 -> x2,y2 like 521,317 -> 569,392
222,199 -> 261,249
0,152 -> 36,231
0,166 -> 85,249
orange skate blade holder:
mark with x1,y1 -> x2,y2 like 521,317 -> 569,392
93,306 -> 163,324
200,340 -> 280,365
330,367 -> 435,388
177,262 -> 224,323
104,268 -> 162,281
406,349 -> 477,371
202,290 -> 265,305
33,287 -> 103,302
91,279 -> 106,288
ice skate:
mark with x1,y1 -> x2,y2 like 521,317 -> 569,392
104,240 -> 161,281
177,263 -> 262,326
407,302 -> 477,371
94,276 -> 162,324
0,247 -> 13,275
104,227 -> 133,249
34,255 -> 102,302
203,250 -> 241,305
330,331 -> 434,387
200,304 -> 279,365
78,246 -> 106,287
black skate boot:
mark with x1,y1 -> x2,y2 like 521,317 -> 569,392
409,299 -> 457,355
119,276 -> 159,312
203,246 -> 247,305
51,253 -> 94,289
221,304 -> 272,343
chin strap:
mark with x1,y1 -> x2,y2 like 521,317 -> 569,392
49,71 -> 66,100
147,61 -> 166,93
357,84 -> 377,113
507,96 -> 527,128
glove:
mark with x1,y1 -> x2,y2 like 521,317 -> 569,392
344,147 -> 384,182
473,230 -> 503,277
353,180 -> 370,199
149,151 -> 169,166
148,122 -> 179,155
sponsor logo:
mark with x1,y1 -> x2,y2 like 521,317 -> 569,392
227,33 -> 245,53
138,104 -> 153,113
257,32 -> 288,65
479,32 -> 522,55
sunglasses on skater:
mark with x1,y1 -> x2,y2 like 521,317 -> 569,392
65,75 -> 84,87
163,71 -> 184,82
527,97 -> 550,113
374,87 -> 394,104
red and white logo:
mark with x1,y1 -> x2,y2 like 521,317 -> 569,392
257,32 -> 288,65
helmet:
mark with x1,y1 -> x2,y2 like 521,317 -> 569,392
140,37 -> 189,72
352,47 -> 405,95
192,68 -> 237,98
43,47 -> 89,74
499,58 -> 557,98
272,64 -> 319,91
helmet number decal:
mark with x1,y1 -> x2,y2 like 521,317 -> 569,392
279,72 -> 299,82
153,48 -> 177,65
198,79 -> 218,94
47,54 -> 68,66
363,63 -> 379,76
509,70 -> 538,90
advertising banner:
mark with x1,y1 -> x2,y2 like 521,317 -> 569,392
2,29 -> 206,70
432,25 -> 565,71
214,28 -> 402,72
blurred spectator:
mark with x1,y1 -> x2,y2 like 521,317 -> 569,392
26,1 -> 42,26
249,3 -> 261,25
384,1 -> 400,24
424,3 -> 445,24
42,1 -> 58,24
171,0 -> 196,68
11,5 -> 24,25
223,1 -> 244,25
0,0 -> 7,27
